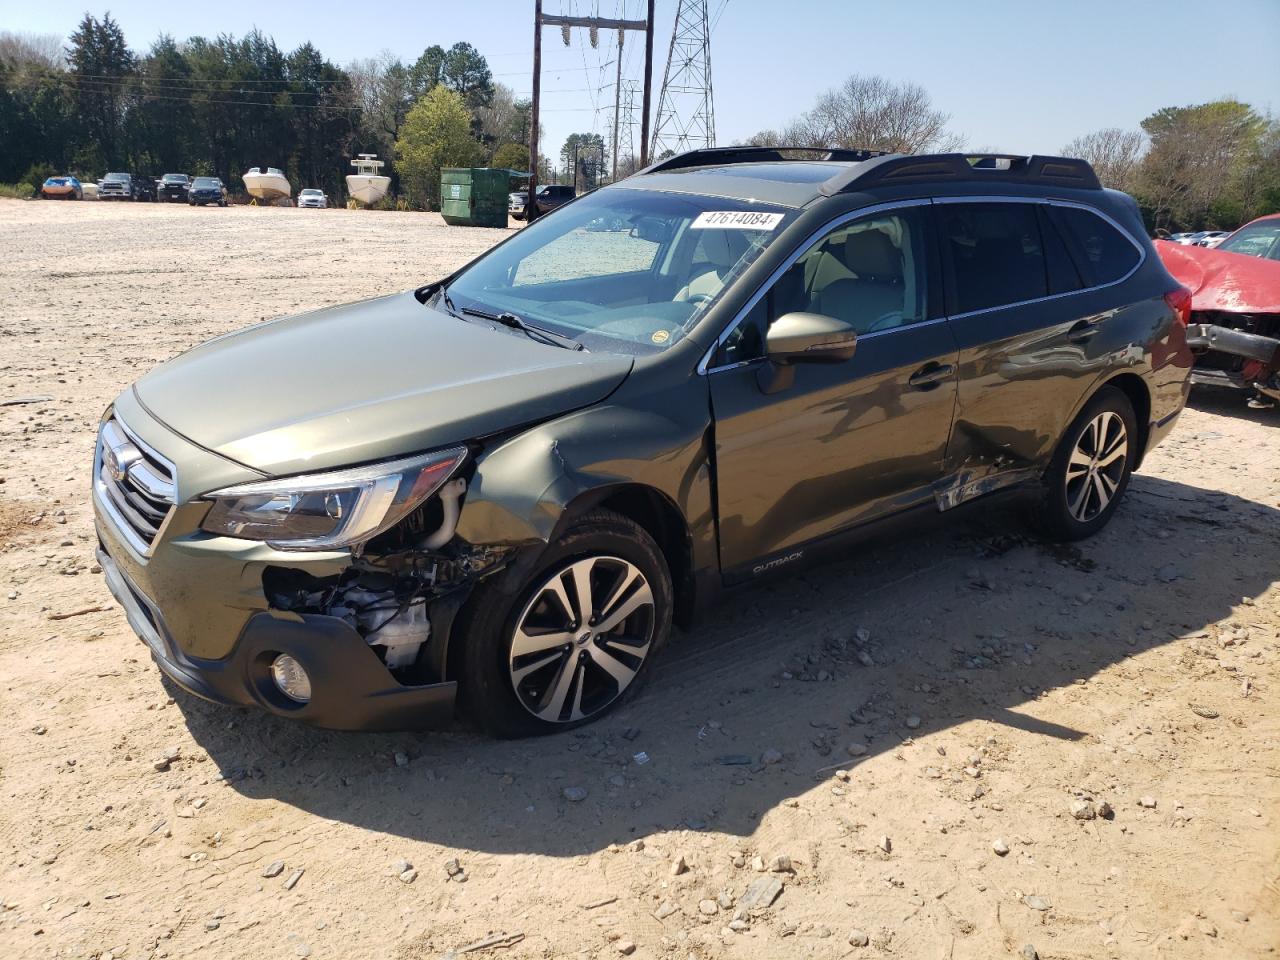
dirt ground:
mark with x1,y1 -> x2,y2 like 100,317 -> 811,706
1,198 -> 1277,960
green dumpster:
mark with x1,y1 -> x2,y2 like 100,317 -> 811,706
440,168 -> 510,227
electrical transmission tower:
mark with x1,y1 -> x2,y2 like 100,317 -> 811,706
613,79 -> 640,176
650,0 -> 715,158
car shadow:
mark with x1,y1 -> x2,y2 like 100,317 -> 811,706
173,473 -> 1278,856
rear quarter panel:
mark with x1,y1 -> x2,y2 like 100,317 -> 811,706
945,263 -> 1190,479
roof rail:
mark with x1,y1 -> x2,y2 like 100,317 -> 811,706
821,153 -> 1101,195
637,145 -> 893,176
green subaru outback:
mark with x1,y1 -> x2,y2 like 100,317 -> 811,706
94,147 -> 1194,736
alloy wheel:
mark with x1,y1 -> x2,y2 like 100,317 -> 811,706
508,555 -> 655,724
1065,410 -> 1128,523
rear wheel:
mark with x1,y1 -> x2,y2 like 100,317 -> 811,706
1029,386 -> 1137,541
459,510 -> 672,738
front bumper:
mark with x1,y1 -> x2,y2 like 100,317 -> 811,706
1188,322 -> 1280,397
1187,323 -> 1280,368
91,398 -> 460,731
97,541 -> 458,730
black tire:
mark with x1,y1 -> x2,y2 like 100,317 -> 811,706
1029,385 -> 1138,542
458,509 -> 673,738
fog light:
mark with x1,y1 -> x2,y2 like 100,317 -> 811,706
270,654 -> 311,703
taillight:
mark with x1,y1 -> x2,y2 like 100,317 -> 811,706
1164,286 -> 1193,326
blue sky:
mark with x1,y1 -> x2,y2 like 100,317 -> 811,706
4,0 -> 1278,159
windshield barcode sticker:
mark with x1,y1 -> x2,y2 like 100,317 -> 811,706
692,211 -> 785,230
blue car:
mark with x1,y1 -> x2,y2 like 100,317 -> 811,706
42,175 -> 83,200
188,176 -> 228,207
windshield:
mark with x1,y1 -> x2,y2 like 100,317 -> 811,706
104,173 -> 128,181
301,189 -> 321,195
193,177 -> 218,188
163,174 -> 186,182
1218,220 -> 1280,261
444,187 -> 795,355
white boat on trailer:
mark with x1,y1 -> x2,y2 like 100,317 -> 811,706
242,166 -> 292,204
346,154 -> 390,206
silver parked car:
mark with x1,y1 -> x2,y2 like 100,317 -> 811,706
297,188 -> 328,209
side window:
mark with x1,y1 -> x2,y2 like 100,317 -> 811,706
1052,206 -> 1141,286
714,208 -> 929,368
1036,206 -> 1084,295
942,203 -> 1047,314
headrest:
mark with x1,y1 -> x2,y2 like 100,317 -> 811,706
843,229 -> 902,279
698,229 -> 746,270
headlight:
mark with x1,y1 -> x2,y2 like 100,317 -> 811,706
200,446 -> 467,550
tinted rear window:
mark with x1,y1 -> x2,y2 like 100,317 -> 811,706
941,203 -> 1047,314
1037,206 -> 1084,295
1052,206 -> 1140,286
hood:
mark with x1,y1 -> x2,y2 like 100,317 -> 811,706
1156,240 -> 1280,314
134,291 -> 633,477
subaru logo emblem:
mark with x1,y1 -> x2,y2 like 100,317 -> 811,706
104,445 -> 124,482
102,436 -> 141,483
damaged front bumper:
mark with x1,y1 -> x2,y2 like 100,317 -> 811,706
90,400 -> 510,731
1187,322 -> 1280,399
98,545 -> 457,730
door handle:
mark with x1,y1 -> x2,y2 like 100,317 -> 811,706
1067,320 -> 1100,343
908,362 -> 955,389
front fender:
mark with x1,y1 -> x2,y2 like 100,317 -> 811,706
454,402 -> 714,558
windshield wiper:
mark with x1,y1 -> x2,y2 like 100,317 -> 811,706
437,285 -> 460,317
459,305 -> 585,351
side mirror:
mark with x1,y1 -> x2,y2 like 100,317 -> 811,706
758,312 -> 858,395
766,312 -> 859,364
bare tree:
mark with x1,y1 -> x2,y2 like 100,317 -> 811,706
347,51 -> 413,146
475,82 -> 526,148
0,31 -> 65,73
1060,127 -> 1146,192
745,75 -> 962,153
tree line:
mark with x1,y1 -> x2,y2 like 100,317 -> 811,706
747,74 -> 1280,233
0,16 -> 612,209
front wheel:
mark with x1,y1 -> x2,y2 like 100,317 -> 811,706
458,510 -> 672,738
1029,385 -> 1138,541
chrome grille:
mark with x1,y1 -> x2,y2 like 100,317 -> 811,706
94,416 -> 177,556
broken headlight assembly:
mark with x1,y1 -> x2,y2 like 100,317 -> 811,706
200,447 -> 467,551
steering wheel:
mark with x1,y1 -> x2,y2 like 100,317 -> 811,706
683,292 -> 715,306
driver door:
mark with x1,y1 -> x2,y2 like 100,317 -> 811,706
707,204 -> 959,580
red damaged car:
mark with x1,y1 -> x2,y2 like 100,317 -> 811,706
1157,213 -> 1280,408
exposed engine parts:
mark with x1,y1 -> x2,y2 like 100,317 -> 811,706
264,480 -> 512,678
328,590 -> 430,670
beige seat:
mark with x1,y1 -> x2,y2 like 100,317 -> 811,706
816,230 -> 907,332
675,231 -> 746,303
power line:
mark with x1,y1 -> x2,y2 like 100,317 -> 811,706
18,76 -> 361,113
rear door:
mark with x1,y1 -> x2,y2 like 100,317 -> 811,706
708,202 -> 959,578
937,199 -> 1104,494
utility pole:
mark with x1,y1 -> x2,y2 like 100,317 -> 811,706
529,1 -> 654,220
641,0 -> 654,166
528,0 -> 542,221
651,0 -> 716,158
611,28 -> 624,179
